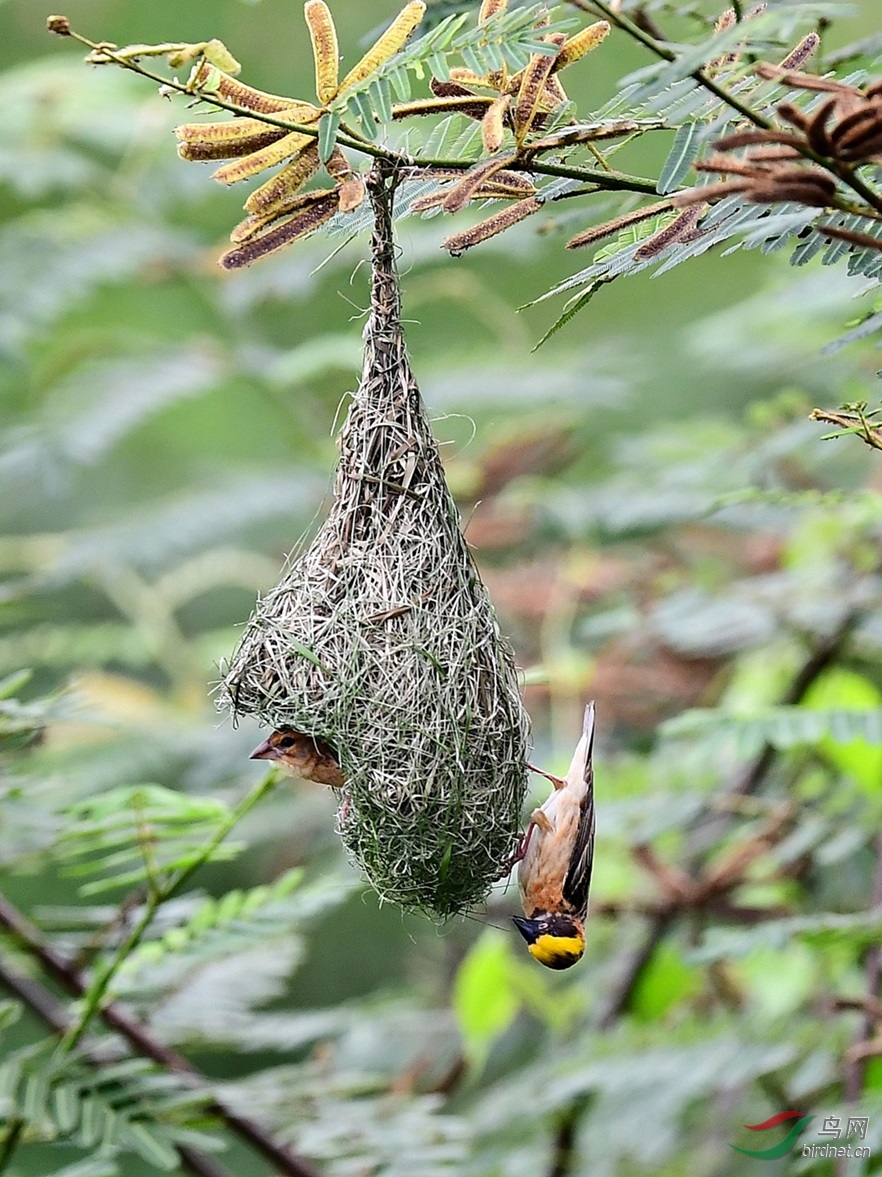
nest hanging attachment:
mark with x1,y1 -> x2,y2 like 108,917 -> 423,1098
219,159 -> 530,917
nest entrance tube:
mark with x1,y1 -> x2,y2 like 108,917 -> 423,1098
220,159 -> 530,917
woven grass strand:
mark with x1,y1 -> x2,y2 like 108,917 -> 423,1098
219,160 -> 529,917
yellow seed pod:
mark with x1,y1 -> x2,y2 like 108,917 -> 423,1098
230,187 -> 336,243
481,93 -> 510,153
174,119 -> 288,161
221,190 -> 340,268
189,63 -> 317,116
478,0 -> 508,23
305,0 -> 339,103
244,144 -> 322,214
211,131 -> 314,185
556,21 -> 610,70
338,1 -> 426,93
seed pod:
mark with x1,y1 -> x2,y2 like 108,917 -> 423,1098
556,21 -> 610,70
805,96 -> 838,155
775,102 -> 809,132
514,35 -> 565,141
817,224 -> 882,253
442,156 -> 516,213
695,155 -> 766,178
190,63 -> 309,114
338,1 -> 426,93
305,0 -> 339,103
221,190 -> 340,267
481,93 -> 511,153
338,174 -> 366,212
244,144 -> 322,214
392,95 -> 493,120
442,196 -> 542,255
231,187 -> 338,243
540,75 -> 568,109
212,131 -> 314,185
566,197 -> 675,248
634,204 -> 707,260
714,129 -> 804,152
837,129 -> 882,162
777,32 -> 819,72
47,15 -> 71,35
746,180 -> 835,207
478,0 -> 508,22
830,103 -> 882,154
175,119 -> 289,161
672,180 -> 751,206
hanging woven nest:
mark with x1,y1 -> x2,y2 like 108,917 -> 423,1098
219,160 -> 530,917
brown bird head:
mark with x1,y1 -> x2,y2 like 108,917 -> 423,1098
249,728 -> 344,788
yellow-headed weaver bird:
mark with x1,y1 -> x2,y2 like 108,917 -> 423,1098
249,727 -> 345,788
513,702 -> 596,970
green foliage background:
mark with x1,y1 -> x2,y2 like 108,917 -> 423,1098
3,1 -> 882,1175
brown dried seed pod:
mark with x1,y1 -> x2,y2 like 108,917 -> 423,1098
190,63 -> 308,114
175,119 -> 290,161
244,144 -> 322,215
837,130 -> 882,162
478,0 -> 508,22
442,156 -> 515,213
513,35 -> 565,140
634,203 -> 707,260
831,103 -> 882,152
212,131 -> 314,185
816,224 -> 882,252
745,180 -> 835,207
754,64 -> 858,93
672,180 -> 751,206
541,75 -> 568,108
745,145 -> 803,161
695,154 -> 769,177
232,187 -> 337,242
805,96 -> 838,155
442,196 -> 542,254
714,129 -> 805,152
393,95 -> 493,120
766,165 -> 835,192
410,190 -> 449,213
715,8 -> 736,33
338,174 -> 366,212
775,101 -> 809,132
566,197 -> 675,248
777,32 -> 820,72
481,93 -> 511,153
221,190 -> 340,267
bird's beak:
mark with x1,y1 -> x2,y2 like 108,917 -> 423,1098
512,916 -> 539,944
249,737 -> 277,761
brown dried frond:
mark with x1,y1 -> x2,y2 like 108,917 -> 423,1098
634,204 -> 707,260
442,196 -> 542,254
221,190 -> 340,267
566,197 -> 675,249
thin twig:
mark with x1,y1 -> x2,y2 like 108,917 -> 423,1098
61,25 -> 658,199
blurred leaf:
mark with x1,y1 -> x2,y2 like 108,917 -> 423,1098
453,929 -> 520,1068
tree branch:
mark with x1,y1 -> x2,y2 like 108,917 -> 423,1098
0,892 -> 323,1177
0,957 -> 234,1177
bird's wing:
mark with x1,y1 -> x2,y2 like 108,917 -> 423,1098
561,703 -> 596,922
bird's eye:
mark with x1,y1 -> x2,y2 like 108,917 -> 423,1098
277,736 -> 296,749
